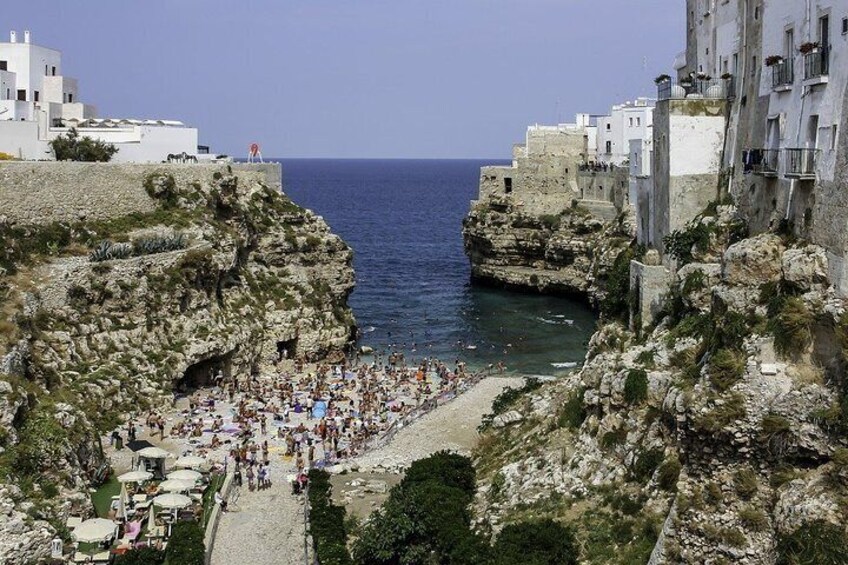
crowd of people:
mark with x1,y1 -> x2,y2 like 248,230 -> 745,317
110,353 -> 488,496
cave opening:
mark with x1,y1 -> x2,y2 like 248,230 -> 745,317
277,338 -> 298,361
178,352 -> 233,393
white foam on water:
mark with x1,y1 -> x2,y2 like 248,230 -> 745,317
550,362 -> 579,369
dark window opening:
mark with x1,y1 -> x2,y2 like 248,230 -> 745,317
842,17 -> 848,34
16,89 -> 25,101
33,91 -> 39,102
68,93 -> 73,103
605,141 -> 612,153
0,61 -> 7,71
504,177 -> 513,193
51,66 -> 56,76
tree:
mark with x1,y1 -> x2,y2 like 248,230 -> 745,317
50,128 -> 118,162
493,520 -> 578,565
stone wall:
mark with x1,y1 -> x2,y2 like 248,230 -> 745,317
629,258 -> 673,331
0,162 -> 276,226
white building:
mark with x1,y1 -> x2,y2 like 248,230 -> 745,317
0,30 -> 202,162
595,98 -> 655,166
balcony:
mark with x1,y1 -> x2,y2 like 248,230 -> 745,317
744,149 -> 780,177
657,77 -> 736,101
771,59 -> 794,91
784,148 -> 818,180
803,49 -> 829,85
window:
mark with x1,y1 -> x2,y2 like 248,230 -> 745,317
504,177 -> 513,194
808,115 -> 819,148
629,118 -> 634,127
33,91 -> 39,102
784,28 -> 794,59
754,5 -> 759,19
752,56 -> 757,76
16,89 -> 25,101
605,141 -> 612,153
0,60 -> 6,71
68,93 -> 73,103
606,123 -> 611,131
637,117 -> 641,127
843,17 -> 848,34
51,66 -> 56,76
820,15 -> 830,50
832,125 -> 838,150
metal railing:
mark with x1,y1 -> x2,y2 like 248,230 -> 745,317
771,59 -> 794,89
785,148 -> 818,178
804,49 -> 829,80
657,77 -> 735,101
744,149 -> 780,176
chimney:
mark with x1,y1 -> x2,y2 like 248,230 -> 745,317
23,30 -> 30,44
10,31 -> 16,43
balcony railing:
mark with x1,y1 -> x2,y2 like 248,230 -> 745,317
657,77 -> 736,101
784,148 -> 818,179
804,49 -> 829,81
744,149 -> 780,176
771,59 -> 794,89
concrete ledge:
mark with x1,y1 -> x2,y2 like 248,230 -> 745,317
204,471 -> 234,565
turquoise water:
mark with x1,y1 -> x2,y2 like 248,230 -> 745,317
279,159 -> 597,376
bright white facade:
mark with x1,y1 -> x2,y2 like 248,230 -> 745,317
595,98 -> 655,166
0,30 -> 201,162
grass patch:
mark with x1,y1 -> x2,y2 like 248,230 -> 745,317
91,474 -> 121,518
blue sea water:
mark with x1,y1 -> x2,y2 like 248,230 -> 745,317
277,159 -> 596,376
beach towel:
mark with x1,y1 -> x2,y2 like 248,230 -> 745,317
312,401 -> 328,419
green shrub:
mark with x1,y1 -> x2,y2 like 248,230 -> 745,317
776,520 -> 848,565
601,427 -> 628,448
114,547 -> 165,565
493,519 -> 578,565
624,369 -> 649,404
693,393 -> 746,433
635,348 -> 656,369
307,469 -> 351,565
738,506 -> 768,532
164,521 -> 204,565
558,387 -> 586,430
770,297 -> 813,357
601,243 -> 645,322
734,468 -> 759,499
480,378 -> 542,429
707,349 -> 745,392
50,128 -> 118,161
632,448 -> 664,482
663,222 -> 711,265
402,450 -> 476,496
657,457 -> 682,491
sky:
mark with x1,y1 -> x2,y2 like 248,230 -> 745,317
5,1 -> 685,159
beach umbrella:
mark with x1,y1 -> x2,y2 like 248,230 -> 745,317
137,447 -> 170,459
167,469 -> 201,482
117,470 -> 153,483
158,479 -> 194,493
119,483 -> 130,505
72,518 -> 117,543
152,493 -> 192,509
174,455 -> 206,469
115,492 -> 127,521
147,501 -> 157,531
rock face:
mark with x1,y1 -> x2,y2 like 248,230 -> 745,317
462,194 -> 635,305
0,165 -> 355,563
473,211 -> 848,563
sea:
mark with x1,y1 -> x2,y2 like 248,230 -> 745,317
275,159 -> 596,377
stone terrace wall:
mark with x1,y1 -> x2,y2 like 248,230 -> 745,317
0,162 -> 278,225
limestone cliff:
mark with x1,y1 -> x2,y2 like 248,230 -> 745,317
0,164 -> 355,563
474,207 -> 848,564
462,194 -> 635,306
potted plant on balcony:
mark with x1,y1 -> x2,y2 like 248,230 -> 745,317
721,73 -> 733,80
654,74 -> 671,85
765,55 -> 784,66
799,42 -> 819,54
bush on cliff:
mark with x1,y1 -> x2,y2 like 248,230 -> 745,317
493,519 -> 578,565
706,348 -> 744,392
164,521 -> 204,565
50,128 -> 118,162
601,244 -> 645,322
624,369 -> 649,404
307,469 -> 352,565
776,520 -> 848,565
114,547 -> 165,565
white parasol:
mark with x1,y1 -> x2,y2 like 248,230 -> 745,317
158,479 -> 195,493
137,447 -> 171,459
117,470 -> 153,483
166,469 -> 201,482
174,455 -> 206,469
152,493 -> 192,509
72,518 -> 117,543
